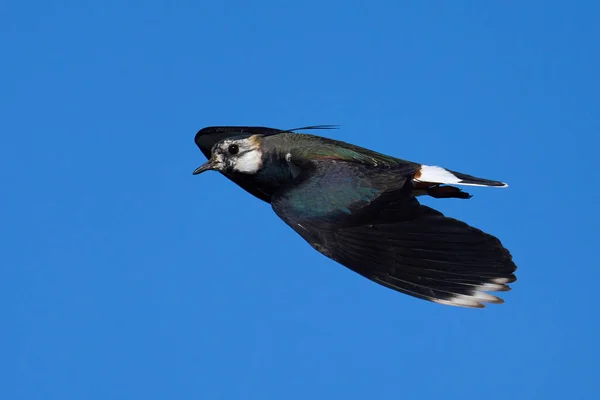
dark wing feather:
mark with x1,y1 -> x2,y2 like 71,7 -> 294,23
271,159 -> 517,308
289,133 -> 417,168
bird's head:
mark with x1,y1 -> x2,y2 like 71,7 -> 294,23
193,135 -> 263,176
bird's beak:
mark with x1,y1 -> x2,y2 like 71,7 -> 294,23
193,159 -> 219,175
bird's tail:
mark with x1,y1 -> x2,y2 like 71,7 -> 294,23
415,165 -> 508,187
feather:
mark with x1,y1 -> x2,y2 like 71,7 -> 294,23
415,165 -> 508,187
272,157 -> 517,308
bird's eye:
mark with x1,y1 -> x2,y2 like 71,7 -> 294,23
228,144 -> 239,155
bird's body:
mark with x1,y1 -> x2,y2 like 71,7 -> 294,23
193,126 -> 517,308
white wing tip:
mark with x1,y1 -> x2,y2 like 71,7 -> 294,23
431,282 -> 512,308
432,296 -> 485,308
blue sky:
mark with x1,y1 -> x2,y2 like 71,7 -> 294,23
2,1 -> 599,399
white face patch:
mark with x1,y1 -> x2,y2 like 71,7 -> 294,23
234,148 -> 262,173
216,137 -> 263,174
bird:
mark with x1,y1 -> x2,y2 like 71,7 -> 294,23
192,125 -> 517,308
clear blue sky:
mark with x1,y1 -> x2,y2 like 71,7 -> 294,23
2,1 -> 598,399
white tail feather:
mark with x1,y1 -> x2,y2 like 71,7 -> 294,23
415,165 -> 508,188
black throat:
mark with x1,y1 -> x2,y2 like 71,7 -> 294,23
246,149 -> 295,200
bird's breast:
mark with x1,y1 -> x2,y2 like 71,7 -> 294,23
254,160 -> 295,188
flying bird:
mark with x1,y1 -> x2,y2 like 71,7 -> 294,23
193,125 -> 517,308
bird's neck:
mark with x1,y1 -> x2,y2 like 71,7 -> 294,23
252,149 -> 295,189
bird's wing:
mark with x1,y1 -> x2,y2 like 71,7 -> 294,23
290,134 -> 508,188
271,158 -> 517,308
290,133 -> 416,168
